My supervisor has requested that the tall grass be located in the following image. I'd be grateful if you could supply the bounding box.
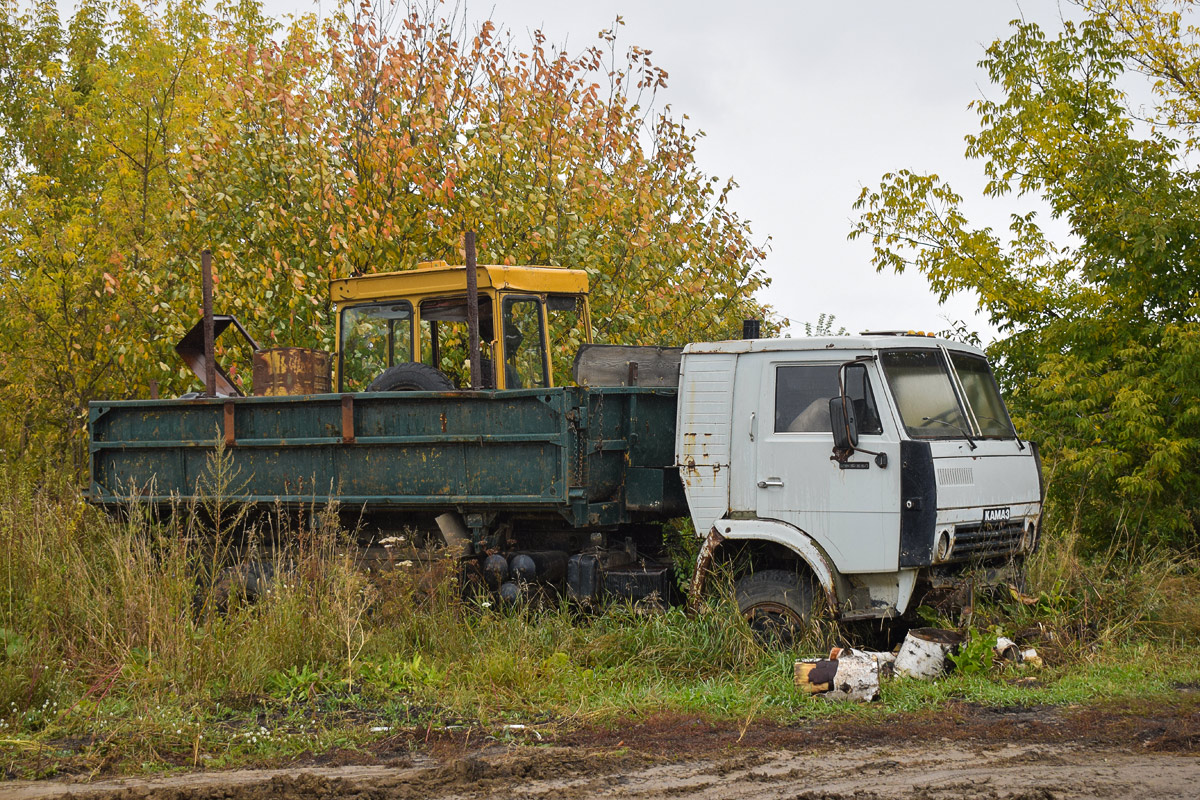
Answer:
[0,454,374,727]
[964,490,1200,662]
[1,452,1198,757]
[0,455,783,739]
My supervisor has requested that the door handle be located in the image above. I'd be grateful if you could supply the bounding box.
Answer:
[757,478,784,488]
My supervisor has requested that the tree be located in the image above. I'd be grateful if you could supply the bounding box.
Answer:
[0,0,216,463]
[850,2,1200,548]
[0,0,775,466]
[802,314,847,337]
[178,2,774,357]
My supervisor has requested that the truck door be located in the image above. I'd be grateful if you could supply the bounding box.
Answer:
[755,359,900,573]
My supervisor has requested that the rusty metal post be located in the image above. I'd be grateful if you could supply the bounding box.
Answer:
[202,249,215,398]
[464,231,482,389]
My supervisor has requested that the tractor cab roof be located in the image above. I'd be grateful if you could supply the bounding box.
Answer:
[331,261,589,305]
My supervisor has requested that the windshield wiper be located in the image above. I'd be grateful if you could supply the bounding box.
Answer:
[974,415,1025,449]
[921,417,978,450]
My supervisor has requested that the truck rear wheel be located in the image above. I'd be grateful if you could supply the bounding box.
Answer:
[735,569,818,647]
[367,363,454,392]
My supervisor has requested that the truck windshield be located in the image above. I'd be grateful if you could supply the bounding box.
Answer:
[947,352,1016,438]
[880,349,970,439]
[880,348,1016,440]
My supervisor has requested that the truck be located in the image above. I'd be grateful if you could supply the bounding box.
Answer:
[89,259,1043,640]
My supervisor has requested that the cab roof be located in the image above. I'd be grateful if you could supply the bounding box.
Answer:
[330,261,589,304]
[682,335,987,358]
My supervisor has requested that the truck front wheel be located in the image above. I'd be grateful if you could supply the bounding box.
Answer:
[735,569,819,647]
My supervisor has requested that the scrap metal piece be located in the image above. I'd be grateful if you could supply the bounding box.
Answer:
[252,348,331,396]
[202,249,215,397]
[175,315,260,398]
[687,527,726,612]
[465,230,482,389]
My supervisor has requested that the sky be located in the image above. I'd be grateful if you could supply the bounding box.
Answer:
[259,0,1083,341]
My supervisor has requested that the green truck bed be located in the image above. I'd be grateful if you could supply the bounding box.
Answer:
[88,386,685,529]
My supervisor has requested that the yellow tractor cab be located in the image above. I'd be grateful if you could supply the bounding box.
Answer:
[331,261,593,392]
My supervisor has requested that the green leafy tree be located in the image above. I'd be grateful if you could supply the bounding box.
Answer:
[851,4,1200,548]
[0,0,216,463]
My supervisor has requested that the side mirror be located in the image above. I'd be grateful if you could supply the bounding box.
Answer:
[829,396,859,450]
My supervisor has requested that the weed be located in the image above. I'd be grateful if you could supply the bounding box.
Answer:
[266,665,329,703]
[947,629,996,675]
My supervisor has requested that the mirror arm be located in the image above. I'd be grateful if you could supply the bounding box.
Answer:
[830,355,886,468]
[830,444,888,468]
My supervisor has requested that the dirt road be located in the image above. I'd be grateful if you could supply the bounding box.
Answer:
[4,704,1198,799]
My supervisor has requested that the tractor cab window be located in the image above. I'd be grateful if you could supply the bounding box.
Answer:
[339,301,413,391]
[501,296,548,389]
[546,294,588,385]
[419,296,493,388]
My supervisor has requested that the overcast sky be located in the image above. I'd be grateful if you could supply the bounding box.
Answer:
[262,0,1082,341]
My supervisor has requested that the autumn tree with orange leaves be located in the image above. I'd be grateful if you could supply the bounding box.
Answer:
[0,0,774,465]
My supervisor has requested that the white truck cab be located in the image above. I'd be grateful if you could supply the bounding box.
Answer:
[677,334,1043,635]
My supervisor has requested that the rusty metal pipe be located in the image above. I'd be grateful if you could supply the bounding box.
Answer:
[202,249,215,398]
[464,231,482,389]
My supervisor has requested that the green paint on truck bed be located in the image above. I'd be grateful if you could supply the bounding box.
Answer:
[88,386,685,528]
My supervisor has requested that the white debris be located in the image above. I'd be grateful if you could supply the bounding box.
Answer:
[795,651,881,702]
[995,636,1022,662]
[502,724,543,740]
[894,628,963,680]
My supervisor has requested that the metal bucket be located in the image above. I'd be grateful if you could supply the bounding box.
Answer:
[252,347,332,396]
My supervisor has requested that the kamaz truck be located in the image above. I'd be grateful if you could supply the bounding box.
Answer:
[88,260,1042,638]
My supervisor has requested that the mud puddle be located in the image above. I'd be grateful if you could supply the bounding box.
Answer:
[4,705,1198,799]
[5,743,1198,800]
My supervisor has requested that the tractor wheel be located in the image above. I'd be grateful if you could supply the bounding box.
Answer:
[735,569,820,647]
[366,363,454,392]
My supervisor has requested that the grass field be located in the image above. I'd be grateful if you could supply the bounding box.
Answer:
[1,461,1198,779]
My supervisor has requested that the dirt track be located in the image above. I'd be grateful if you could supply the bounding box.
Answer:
[4,704,1198,799]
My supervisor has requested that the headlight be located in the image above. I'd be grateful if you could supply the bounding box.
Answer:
[935,530,952,562]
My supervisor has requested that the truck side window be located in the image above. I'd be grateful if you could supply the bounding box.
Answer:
[844,363,884,435]
[774,363,883,434]
[775,364,839,432]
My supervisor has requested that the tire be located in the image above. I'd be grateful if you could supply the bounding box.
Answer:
[366,363,454,392]
[735,569,819,647]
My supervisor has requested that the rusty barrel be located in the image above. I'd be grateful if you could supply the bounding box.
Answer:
[252,347,332,396]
